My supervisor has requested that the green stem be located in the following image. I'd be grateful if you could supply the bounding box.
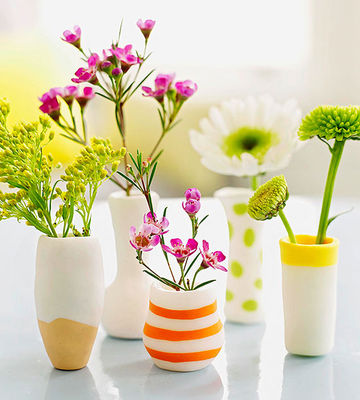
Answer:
[191,267,203,290]
[43,209,58,238]
[80,109,88,145]
[251,175,260,191]
[316,140,345,244]
[279,209,296,244]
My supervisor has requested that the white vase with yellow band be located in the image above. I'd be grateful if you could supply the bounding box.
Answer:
[35,236,104,370]
[143,283,224,372]
[280,234,339,356]
[214,187,264,323]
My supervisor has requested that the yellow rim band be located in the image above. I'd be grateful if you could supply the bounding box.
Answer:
[279,235,339,267]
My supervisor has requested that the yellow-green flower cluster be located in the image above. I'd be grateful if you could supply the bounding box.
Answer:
[298,105,360,142]
[0,99,125,237]
[248,175,289,221]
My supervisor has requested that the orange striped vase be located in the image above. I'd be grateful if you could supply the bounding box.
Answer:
[143,283,224,372]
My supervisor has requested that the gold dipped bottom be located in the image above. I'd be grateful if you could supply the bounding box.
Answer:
[38,318,98,370]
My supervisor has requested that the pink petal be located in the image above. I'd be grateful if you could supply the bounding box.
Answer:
[186,238,198,251]
[202,240,209,252]
[170,238,183,247]
[216,264,228,272]
[150,235,160,247]
[213,251,226,262]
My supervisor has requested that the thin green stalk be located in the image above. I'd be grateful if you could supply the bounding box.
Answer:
[191,267,203,290]
[251,175,260,191]
[279,209,296,244]
[80,109,88,145]
[316,140,345,244]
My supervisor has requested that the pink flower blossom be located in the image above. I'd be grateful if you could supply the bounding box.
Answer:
[62,26,81,48]
[143,212,169,235]
[88,53,100,67]
[72,55,99,84]
[137,19,156,39]
[162,238,198,262]
[62,85,78,105]
[75,87,95,108]
[142,73,174,102]
[175,80,198,100]
[129,224,160,252]
[200,240,227,271]
[39,88,62,120]
[185,188,201,201]
[182,199,201,216]
[111,67,122,76]
[72,66,98,84]
[109,44,141,73]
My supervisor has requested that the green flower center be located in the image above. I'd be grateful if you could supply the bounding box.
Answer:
[222,127,278,163]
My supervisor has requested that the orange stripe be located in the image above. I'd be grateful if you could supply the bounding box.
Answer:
[149,301,217,320]
[144,320,223,341]
[145,346,222,362]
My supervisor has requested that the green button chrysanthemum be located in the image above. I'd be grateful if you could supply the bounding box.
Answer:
[298,105,360,142]
[248,175,289,221]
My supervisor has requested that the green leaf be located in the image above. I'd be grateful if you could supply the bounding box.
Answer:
[327,207,354,228]
[162,206,168,218]
[95,92,115,102]
[194,279,216,290]
[157,109,164,129]
[184,253,200,278]
[148,162,157,186]
[116,171,141,190]
[128,69,155,98]
[198,215,209,226]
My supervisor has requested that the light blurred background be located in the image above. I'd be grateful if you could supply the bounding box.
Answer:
[1,0,360,197]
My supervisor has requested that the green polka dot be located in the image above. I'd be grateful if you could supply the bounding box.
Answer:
[254,278,263,289]
[230,260,243,277]
[233,203,248,215]
[244,228,255,247]
[226,289,234,302]
[242,299,258,312]
[228,220,234,240]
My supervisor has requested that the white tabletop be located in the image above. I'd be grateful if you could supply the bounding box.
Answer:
[0,196,359,400]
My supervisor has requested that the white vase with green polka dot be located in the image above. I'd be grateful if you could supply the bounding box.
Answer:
[214,187,264,324]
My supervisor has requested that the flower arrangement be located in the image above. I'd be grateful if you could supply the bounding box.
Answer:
[0,99,125,237]
[248,105,360,243]
[190,95,302,189]
[125,152,227,290]
[39,20,197,194]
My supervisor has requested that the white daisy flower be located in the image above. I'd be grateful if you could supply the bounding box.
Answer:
[189,95,302,177]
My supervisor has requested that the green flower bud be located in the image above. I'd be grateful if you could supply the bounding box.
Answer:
[248,175,289,221]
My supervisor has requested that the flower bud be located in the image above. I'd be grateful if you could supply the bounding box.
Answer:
[248,175,289,221]
[182,199,201,216]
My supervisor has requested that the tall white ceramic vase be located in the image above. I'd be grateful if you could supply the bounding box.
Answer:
[102,191,160,338]
[35,236,104,370]
[214,187,264,323]
[280,235,339,356]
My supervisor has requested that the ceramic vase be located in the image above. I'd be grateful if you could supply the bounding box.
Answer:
[143,282,224,372]
[102,191,160,338]
[214,187,264,323]
[280,234,339,356]
[35,236,104,370]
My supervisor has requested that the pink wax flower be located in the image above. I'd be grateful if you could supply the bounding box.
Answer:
[182,199,201,216]
[143,212,169,235]
[62,85,78,105]
[39,88,62,120]
[142,73,174,102]
[137,19,156,39]
[129,224,160,252]
[75,87,95,108]
[61,25,81,49]
[175,80,198,100]
[72,66,98,84]
[109,45,141,73]
[185,187,201,201]
[88,53,100,67]
[111,67,122,76]
[162,238,198,262]
[200,240,227,271]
